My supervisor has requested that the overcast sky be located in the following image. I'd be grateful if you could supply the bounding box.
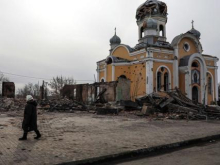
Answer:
[0,0,219,90]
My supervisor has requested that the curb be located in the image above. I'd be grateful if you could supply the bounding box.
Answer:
[59,134,220,165]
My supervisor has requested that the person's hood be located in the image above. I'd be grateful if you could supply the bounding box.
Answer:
[27,100,38,107]
[26,95,34,102]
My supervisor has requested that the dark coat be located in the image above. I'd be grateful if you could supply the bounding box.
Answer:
[22,100,38,132]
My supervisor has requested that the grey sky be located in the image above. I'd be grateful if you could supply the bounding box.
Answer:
[0,0,219,90]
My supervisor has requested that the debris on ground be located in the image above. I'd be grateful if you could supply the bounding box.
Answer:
[39,98,87,112]
[136,87,220,120]
[1,86,220,120]
[0,98,26,111]
[117,100,141,111]
[95,88,107,104]
[96,108,119,115]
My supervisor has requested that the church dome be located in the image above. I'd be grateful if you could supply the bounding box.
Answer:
[110,33,121,45]
[187,28,201,39]
[187,21,201,39]
[136,0,167,21]
[143,18,157,29]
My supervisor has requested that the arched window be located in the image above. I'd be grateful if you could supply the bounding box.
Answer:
[157,72,162,91]
[101,78,105,83]
[140,27,144,39]
[119,75,127,79]
[192,70,200,84]
[208,77,212,94]
[106,57,113,65]
[192,62,199,68]
[159,25,164,37]
[192,86,199,103]
[164,73,169,92]
[194,73,198,84]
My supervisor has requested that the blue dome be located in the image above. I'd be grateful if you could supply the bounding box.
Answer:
[188,28,201,39]
[110,34,121,45]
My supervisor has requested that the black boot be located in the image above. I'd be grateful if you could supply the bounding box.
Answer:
[34,130,41,140]
[19,132,27,141]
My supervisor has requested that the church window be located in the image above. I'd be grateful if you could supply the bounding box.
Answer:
[119,75,127,79]
[183,42,190,52]
[101,78,105,83]
[208,77,212,94]
[192,70,200,84]
[192,61,199,67]
[159,25,164,37]
[140,27,144,38]
[106,57,113,65]
[164,73,169,92]
[157,72,162,91]
[194,73,198,83]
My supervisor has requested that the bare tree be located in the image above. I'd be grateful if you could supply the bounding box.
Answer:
[17,83,40,98]
[49,76,75,96]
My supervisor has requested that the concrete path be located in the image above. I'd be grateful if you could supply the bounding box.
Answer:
[0,112,220,165]
[116,141,220,165]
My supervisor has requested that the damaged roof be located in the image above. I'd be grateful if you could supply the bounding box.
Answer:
[106,56,131,64]
[134,41,173,51]
[136,0,167,21]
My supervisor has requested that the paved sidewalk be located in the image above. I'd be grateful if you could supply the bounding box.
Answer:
[0,111,220,165]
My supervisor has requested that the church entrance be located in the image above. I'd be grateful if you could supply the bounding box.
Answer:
[192,86,199,103]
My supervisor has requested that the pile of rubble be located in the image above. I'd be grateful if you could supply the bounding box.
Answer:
[136,87,220,120]
[39,98,87,112]
[0,97,88,113]
[0,98,26,112]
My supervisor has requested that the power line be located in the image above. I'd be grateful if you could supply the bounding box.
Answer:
[0,71,94,82]
[1,71,51,80]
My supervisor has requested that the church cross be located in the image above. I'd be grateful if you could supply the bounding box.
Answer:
[191,20,194,29]
[115,27,116,35]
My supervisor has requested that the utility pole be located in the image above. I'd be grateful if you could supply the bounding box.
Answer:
[45,81,48,100]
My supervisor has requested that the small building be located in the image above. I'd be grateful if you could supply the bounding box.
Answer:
[96,0,219,105]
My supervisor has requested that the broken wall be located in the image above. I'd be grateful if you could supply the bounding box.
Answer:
[61,79,131,104]
[2,82,15,98]
[98,82,117,102]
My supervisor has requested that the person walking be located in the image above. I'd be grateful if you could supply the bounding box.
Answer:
[19,95,41,140]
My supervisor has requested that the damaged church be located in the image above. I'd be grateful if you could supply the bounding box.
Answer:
[96,0,219,105]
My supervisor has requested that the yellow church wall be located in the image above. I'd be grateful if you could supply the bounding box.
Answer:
[112,46,133,60]
[107,65,112,82]
[130,63,146,100]
[115,66,131,80]
[153,52,173,60]
[135,53,146,60]
[99,71,104,81]
[112,47,146,61]
[153,62,173,90]
[178,38,198,61]
[99,64,105,70]
[205,60,215,66]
